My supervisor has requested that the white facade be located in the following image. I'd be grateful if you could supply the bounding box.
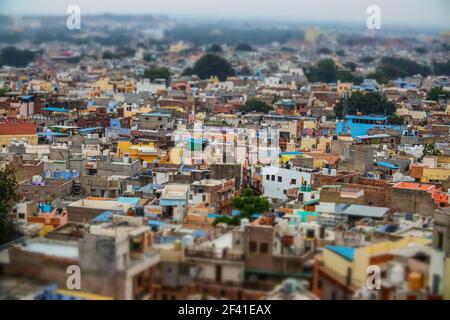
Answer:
[261,166,312,200]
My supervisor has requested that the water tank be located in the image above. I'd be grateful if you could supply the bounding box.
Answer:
[182,235,194,247]
[241,218,250,227]
[143,161,148,168]
[331,169,337,176]
[173,240,182,251]
[388,263,404,287]
[282,278,297,294]
[408,272,422,291]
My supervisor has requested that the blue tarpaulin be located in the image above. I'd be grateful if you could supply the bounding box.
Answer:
[375,162,399,169]
[325,245,355,262]
[93,211,112,222]
[42,107,70,113]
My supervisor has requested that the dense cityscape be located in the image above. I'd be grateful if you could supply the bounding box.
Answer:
[0,0,450,305]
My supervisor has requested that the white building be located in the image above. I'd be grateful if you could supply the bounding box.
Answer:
[261,166,312,200]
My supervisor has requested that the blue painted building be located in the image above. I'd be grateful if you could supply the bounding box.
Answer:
[336,115,402,138]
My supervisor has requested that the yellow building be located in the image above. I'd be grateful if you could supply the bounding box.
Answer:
[90,77,114,98]
[117,141,161,163]
[123,106,153,118]
[421,167,450,183]
[314,237,431,298]
[300,137,317,150]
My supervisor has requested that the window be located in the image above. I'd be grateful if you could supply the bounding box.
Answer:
[291,178,296,185]
[278,176,282,183]
[260,242,269,254]
[437,232,444,251]
[266,174,270,180]
[283,190,287,195]
[202,195,207,202]
[271,175,275,181]
[189,194,193,200]
[249,241,257,253]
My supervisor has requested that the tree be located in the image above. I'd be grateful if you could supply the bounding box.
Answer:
[235,43,254,52]
[143,65,171,84]
[344,61,357,72]
[334,91,395,119]
[432,60,450,76]
[336,70,355,83]
[183,54,235,81]
[212,215,240,227]
[335,49,346,57]
[0,164,19,244]
[423,144,441,156]
[0,86,11,97]
[102,51,116,60]
[428,87,449,102]
[306,59,337,83]
[0,46,35,68]
[388,114,406,125]
[317,47,332,55]
[231,188,270,219]
[367,70,389,85]
[414,47,428,54]
[360,56,375,64]
[206,44,223,53]
[374,57,431,79]
[240,99,271,114]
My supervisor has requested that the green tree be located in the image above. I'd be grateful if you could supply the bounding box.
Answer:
[334,91,395,119]
[240,99,271,114]
[360,56,375,64]
[335,49,346,57]
[0,86,11,97]
[143,65,171,85]
[0,47,35,68]
[414,47,428,54]
[375,57,430,79]
[344,62,357,72]
[432,60,450,76]
[317,47,332,55]
[306,59,337,83]
[336,70,355,82]
[206,44,223,53]
[367,70,390,85]
[102,51,116,60]
[183,54,235,81]
[231,188,270,219]
[428,87,450,102]
[212,215,241,226]
[0,164,20,244]
[423,144,441,156]
[235,43,254,52]
[388,114,406,125]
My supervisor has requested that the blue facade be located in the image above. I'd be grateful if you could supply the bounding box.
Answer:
[336,115,402,138]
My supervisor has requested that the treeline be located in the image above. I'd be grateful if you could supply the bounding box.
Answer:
[306,57,450,85]
[0,47,36,68]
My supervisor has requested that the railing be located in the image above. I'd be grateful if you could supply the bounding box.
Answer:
[185,247,244,261]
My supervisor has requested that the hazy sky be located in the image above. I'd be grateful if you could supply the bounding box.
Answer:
[2,0,449,29]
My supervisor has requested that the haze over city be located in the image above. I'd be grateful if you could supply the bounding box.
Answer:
[1,0,450,29]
